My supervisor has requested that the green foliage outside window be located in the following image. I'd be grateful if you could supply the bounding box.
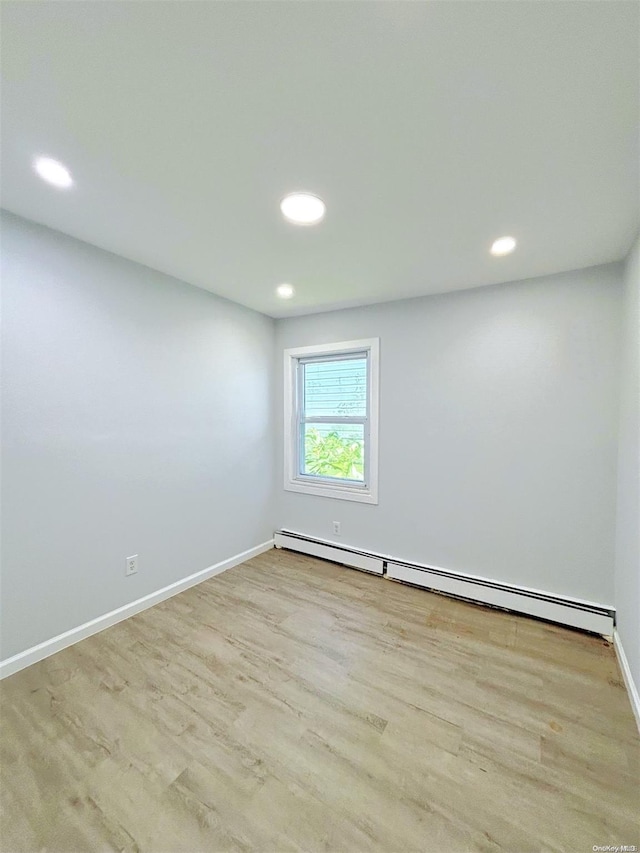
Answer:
[304,428,364,481]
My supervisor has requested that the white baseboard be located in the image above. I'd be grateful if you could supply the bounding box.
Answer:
[613,629,640,734]
[0,539,274,681]
[275,530,614,636]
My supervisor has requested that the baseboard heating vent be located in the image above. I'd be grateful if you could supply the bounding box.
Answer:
[274,531,384,575]
[274,530,614,635]
[386,562,614,635]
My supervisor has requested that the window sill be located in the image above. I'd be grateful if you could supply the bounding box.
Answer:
[284,478,378,504]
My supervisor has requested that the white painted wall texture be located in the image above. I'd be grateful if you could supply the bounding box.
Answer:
[615,234,640,694]
[275,265,623,606]
[1,210,628,664]
[1,212,275,659]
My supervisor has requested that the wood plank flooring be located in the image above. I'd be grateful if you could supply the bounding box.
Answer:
[1,547,638,852]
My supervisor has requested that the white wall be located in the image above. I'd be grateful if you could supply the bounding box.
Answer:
[615,234,640,692]
[275,265,623,605]
[1,212,275,660]
[1,210,628,665]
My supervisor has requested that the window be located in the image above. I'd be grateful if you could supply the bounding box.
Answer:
[284,339,379,503]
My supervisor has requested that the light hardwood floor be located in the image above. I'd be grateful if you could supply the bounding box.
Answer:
[1,548,638,852]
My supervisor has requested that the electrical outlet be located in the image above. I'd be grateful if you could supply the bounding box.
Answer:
[126,554,138,576]
[332,521,341,536]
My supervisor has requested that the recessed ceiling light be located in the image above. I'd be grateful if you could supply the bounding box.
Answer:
[276,283,295,299]
[490,236,516,256]
[34,157,74,189]
[280,192,325,225]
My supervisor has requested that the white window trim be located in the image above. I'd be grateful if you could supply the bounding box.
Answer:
[283,338,379,504]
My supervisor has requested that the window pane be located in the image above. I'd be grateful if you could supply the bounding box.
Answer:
[302,423,365,481]
[303,357,367,418]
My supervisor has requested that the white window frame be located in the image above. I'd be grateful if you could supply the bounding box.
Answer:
[283,338,379,504]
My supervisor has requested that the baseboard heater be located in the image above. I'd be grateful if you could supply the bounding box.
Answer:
[274,530,385,575]
[274,530,614,635]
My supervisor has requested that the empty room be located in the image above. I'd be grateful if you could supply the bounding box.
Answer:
[1,1,638,851]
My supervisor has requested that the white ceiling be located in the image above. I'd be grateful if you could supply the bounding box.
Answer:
[1,2,638,318]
